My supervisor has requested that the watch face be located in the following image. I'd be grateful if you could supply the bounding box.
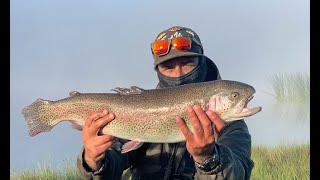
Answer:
[195,146,220,172]
[196,154,220,172]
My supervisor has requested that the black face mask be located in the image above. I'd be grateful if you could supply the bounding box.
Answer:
[156,57,208,88]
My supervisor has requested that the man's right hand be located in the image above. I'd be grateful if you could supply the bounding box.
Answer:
[82,110,116,171]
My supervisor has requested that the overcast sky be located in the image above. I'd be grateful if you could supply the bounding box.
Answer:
[11,0,309,170]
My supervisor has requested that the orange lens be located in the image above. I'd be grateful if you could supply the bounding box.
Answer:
[152,40,170,56]
[172,37,191,50]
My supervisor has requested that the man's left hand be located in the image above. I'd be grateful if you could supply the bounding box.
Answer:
[176,105,225,163]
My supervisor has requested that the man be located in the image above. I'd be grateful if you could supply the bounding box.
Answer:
[77,26,254,180]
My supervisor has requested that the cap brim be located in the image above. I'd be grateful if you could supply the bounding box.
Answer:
[153,49,204,67]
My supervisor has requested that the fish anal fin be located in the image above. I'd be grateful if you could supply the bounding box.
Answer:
[111,86,145,95]
[121,140,144,153]
[69,91,81,97]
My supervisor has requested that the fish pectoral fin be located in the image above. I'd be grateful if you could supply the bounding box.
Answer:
[121,140,144,153]
[111,86,144,95]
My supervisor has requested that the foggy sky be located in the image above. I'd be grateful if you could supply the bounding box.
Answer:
[11,0,309,170]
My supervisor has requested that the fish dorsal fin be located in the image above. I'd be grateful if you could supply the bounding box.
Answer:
[111,86,145,95]
[130,86,145,93]
[34,98,52,104]
[69,91,81,97]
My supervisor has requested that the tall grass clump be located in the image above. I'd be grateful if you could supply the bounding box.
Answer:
[269,72,310,122]
[10,160,80,180]
[251,144,310,180]
[270,72,309,104]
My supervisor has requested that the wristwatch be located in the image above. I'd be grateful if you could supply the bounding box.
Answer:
[194,147,220,172]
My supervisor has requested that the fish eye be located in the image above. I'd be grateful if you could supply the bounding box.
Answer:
[231,92,239,98]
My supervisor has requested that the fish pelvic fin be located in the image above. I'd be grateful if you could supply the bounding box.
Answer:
[70,120,83,131]
[111,86,145,95]
[121,140,144,153]
[22,98,60,137]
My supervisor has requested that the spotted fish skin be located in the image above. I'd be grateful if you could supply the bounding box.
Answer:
[22,80,262,143]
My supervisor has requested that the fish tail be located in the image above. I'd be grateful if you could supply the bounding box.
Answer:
[22,99,60,137]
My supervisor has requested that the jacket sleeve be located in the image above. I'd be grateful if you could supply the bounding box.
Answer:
[194,120,254,180]
[76,139,136,180]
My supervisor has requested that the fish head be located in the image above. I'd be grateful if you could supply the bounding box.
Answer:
[206,80,262,121]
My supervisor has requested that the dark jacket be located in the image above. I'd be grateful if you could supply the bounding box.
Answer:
[76,57,254,180]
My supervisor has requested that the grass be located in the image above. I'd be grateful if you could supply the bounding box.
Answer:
[251,144,309,180]
[10,161,80,180]
[268,72,310,123]
[11,144,309,180]
[269,72,309,104]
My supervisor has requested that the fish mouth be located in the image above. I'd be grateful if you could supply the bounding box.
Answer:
[235,94,262,118]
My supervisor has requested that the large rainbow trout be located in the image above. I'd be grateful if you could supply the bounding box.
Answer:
[22,80,261,152]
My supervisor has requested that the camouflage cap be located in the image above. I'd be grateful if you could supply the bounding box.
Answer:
[151,26,204,67]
